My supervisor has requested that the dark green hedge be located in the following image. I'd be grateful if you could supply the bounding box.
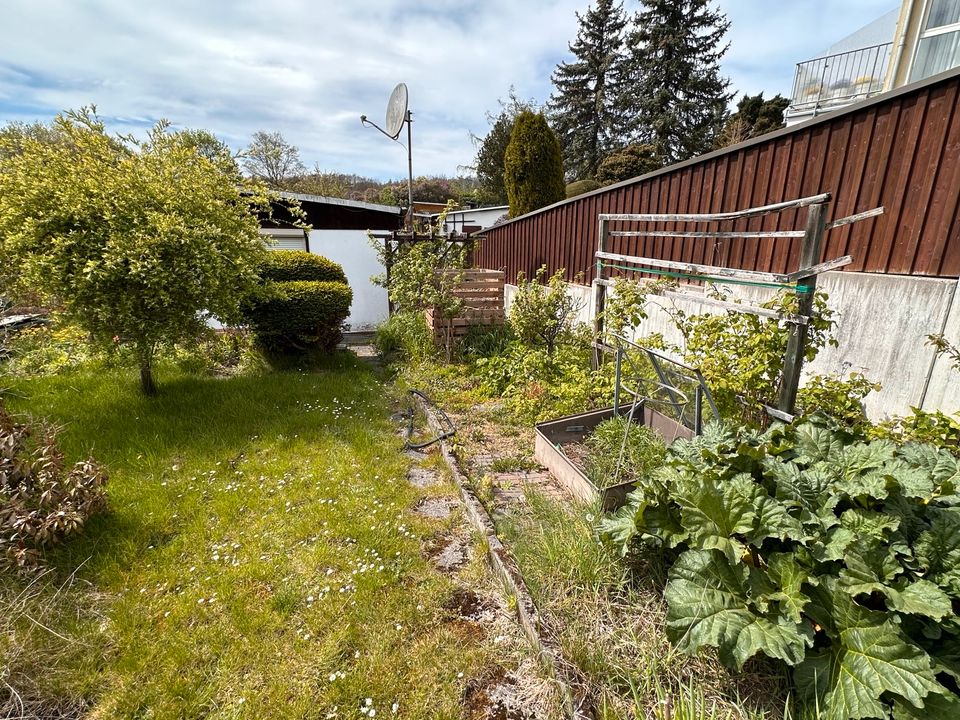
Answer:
[242,250,352,353]
[245,281,352,352]
[258,249,348,284]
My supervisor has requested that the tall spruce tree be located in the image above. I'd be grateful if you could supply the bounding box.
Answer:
[549,0,628,181]
[621,0,733,163]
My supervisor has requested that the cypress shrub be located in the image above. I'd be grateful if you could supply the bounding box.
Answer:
[504,111,566,218]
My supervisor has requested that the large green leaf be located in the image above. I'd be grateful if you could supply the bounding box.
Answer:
[794,422,845,466]
[665,549,811,669]
[838,543,903,598]
[798,581,944,720]
[891,692,960,720]
[899,443,959,489]
[914,507,960,592]
[833,441,896,500]
[765,552,814,624]
[674,473,759,564]
[887,579,953,621]
[750,494,806,545]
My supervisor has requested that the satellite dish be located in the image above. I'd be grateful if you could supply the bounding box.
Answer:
[385,83,408,139]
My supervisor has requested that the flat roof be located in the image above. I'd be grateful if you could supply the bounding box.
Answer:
[277,191,403,216]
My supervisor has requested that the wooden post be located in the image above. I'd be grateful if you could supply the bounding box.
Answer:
[778,202,828,414]
[592,216,609,368]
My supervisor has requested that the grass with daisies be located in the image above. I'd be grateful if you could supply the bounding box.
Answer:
[0,354,528,719]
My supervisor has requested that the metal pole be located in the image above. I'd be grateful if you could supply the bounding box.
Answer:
[613,346,623,414]
[384,237,394,316]
[778,202,828,414]
[406,110,414,230]
[592,216,609,368]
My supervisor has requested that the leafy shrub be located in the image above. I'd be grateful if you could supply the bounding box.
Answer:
[582,416,666,488]
[242,250,352,353]
[1,320,93,376]
[872,408,960,456]
[509,266,583,355]
[257,249,347,284]
[599,419,960,719]
[0,404,107,570]
[608,282,841,426]
[476,335,611,423]
[245,280,352,352]
[565,179,601,198]
[796,372,880,429]
[373,311,434,363]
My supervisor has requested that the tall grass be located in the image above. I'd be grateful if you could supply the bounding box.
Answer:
[500,492,791,720]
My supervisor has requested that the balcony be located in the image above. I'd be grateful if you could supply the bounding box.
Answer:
[786,42,893,122]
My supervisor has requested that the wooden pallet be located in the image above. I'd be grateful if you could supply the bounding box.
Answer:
[426,269,505,340]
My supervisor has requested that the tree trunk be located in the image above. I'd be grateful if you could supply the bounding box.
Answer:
[137,338,157,396]
[140,363,157,396]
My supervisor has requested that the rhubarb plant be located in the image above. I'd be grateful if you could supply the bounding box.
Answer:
[599,419,960,719]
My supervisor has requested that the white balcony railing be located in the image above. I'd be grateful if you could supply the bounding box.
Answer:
[787,42,893,119]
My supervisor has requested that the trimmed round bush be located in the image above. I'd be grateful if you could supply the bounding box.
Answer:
[242,250,352,353]
[246,281,352,352]
[258,249,348,284]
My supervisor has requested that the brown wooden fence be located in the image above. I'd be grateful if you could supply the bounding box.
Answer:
[473,67,960,284]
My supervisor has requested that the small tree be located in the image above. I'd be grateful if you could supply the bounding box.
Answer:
[0,108,274,394]
[716,93,789,148]
[370,204,469,360]
[509,267,583,355]
[243,130,305,189]
[503,111,566,218]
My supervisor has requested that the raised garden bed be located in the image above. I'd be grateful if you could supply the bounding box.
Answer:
[534,402,693,511]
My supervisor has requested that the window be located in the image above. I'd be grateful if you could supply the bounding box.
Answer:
[910,0,960,81]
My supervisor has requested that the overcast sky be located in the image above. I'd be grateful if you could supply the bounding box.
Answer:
[0,1,898,181]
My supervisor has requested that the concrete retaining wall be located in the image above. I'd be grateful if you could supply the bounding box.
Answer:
[504,271,960,420]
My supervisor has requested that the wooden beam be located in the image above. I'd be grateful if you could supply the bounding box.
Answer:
[825,206,884,231]
[778,202,828,414]
[608,229,805,239]
[783,255,853,281]
[596,250,791,284]
[598,193,832,224]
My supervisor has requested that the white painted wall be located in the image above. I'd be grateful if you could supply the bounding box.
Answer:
[504,271,960,420]
[441,206,508,234]
[308,229,388,331]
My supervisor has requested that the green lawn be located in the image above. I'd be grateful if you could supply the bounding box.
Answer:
[1,355,513,718]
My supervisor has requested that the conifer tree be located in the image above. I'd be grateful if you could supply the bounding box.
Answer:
[472,90,534,206]
[549,0,628,181]
[621,0,733,163]
[503,111,566,218]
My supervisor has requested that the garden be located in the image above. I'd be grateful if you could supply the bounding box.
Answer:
[373,227,960,720]
[0,112,553,719]
[4,109,960,720]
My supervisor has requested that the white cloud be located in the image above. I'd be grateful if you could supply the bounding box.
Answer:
[0,1,900,179]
